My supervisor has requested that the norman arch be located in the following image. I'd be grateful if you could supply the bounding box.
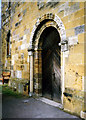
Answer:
[28,13,66,103]
[29,13,66,49]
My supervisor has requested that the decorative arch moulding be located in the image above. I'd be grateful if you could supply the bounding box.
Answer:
[29,13,67,50]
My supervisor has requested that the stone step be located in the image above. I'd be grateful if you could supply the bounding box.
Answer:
[36,97,63,109]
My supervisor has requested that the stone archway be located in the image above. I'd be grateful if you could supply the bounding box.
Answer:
[28,13,66,103]
[29,13,66,49]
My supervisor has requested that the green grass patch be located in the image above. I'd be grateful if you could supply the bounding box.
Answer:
[0,85,2,93]
[2,85,29,98]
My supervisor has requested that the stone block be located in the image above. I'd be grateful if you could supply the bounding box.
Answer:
[80,2,84,9]
[37,1,45,10]
[68,13,75,22]
[64,16,84,29]
[78,33,84,43]
[65,64,84,78]
[72,43,84,54]
[68,36,78,46]
[16,70,22,79]
[75,25,85,35]
[84,76,86,91]
[68,53,84,65]
[34,68,39,74]
[57,10,64,18]
[84,44,86,54]
[21,44,25,50]
[74,8,84,19]
[18,83,23,93]
[69,2,77,7]
[66,28,75,37]
[58,2,69,13]
[64,3,80,16]
[64,88,84,115]
[22,71,29,79]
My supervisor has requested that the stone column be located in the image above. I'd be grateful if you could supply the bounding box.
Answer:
[34,50,39,95]
[38,49,42,96]
[34,48,42,96]
[28,49,34,96]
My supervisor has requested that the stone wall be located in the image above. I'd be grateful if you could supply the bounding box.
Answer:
[2,2,11,71]
[0,29,2,79]
[63,2,85,115]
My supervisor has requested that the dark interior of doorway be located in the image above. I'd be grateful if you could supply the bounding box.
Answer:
[39,26,61,103]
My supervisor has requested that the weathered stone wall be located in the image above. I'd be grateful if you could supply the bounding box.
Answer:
[63,2,85,115]
[0,2,1,76]
[2,2,11,71]
[2,1,86,116]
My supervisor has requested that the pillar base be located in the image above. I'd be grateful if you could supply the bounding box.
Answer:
[80,111,86,119]
[29,92,33,97]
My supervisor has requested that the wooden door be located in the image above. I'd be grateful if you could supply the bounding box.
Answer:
[42,46,61,102]
[39,26,61,102]
[42,49,52,95]
[51,46,61,102]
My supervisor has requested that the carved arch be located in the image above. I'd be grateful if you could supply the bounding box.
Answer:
[29,13,66,49]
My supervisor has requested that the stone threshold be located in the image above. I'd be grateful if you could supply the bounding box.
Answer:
[36,97,63,109]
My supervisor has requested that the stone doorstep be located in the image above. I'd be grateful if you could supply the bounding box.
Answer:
[80,111,86,119]
[36,97,63,109]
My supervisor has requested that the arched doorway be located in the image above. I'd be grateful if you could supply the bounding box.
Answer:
[28,13,66,104]
[39,26,61,102]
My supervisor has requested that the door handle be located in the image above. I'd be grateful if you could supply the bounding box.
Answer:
[52,73,55,81]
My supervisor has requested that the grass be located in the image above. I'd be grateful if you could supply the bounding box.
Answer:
[1,84,29,98]
[0,85,2,93]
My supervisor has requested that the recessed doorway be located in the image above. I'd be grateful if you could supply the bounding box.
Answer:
[39,26,61,103]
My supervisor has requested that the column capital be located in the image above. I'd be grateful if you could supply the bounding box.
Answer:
[27,48,34,56]
[34,48,42,51]
[27,48,34,52]
[28,51,33,56]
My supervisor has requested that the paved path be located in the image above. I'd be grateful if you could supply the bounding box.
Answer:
[2,95,82,119]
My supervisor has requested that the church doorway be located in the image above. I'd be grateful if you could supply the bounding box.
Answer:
[39,26,61,102]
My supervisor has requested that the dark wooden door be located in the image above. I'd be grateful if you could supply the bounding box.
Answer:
[51,47,61,102]
[42,46,61,102]
[42,49,52,95]
[39,26,61,102]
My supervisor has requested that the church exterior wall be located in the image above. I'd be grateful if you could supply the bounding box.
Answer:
[1,1,86,117]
